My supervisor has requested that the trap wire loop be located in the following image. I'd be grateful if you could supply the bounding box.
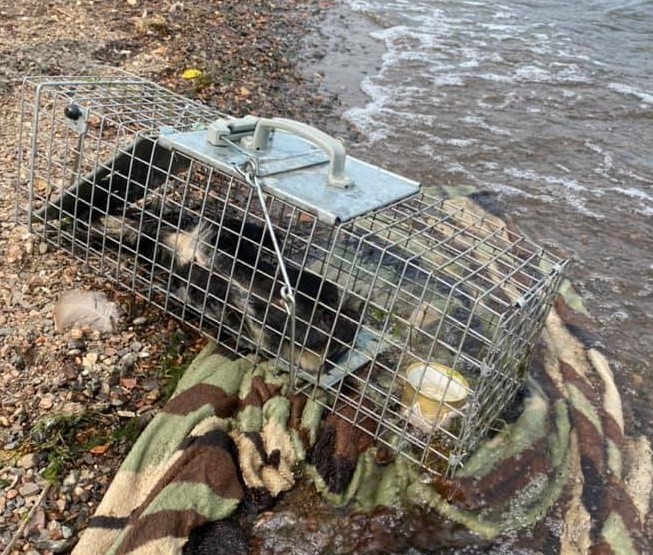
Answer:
[242,163,298,391]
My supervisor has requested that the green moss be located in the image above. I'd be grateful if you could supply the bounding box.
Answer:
[111,416,144,446]
[28,409,147,484]
[157,329,194,402]
[29,410,111,483]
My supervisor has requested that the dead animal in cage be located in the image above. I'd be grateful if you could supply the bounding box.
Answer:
[17,75,567,476]
[91,197,362,373]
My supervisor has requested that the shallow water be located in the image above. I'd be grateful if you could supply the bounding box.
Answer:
[309,0,652,437]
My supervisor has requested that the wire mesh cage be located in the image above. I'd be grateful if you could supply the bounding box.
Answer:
[16,75,566,476]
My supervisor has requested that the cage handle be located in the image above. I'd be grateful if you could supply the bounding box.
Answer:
[249,117,354,189]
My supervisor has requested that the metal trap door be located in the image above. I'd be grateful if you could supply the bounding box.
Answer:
[17,75,221,232]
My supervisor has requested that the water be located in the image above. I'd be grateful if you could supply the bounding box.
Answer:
[316,0,652,434]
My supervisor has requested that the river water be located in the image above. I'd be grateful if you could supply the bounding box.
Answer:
[309,0,652,436]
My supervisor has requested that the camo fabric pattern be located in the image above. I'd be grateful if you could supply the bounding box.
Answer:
[73,194,652,555]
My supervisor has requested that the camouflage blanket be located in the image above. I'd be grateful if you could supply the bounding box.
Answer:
[73,195,652,555]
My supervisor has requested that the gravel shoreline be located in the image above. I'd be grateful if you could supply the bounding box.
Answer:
[0,1,344,552]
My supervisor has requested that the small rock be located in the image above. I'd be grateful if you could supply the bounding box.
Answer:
[82,352,99,368]
[55,497,67,513]
[18,482,40,497]
[117,410,136,418]
[61,524,73,539]
[38,396,54,410]
[6,243,23,264]
[35,538,77,554]
[17,452,39,469]
[26,508,46,534]
[119,352,138,371]
[62,470,79,488]
[38,242,48,255]
[130,341,143,352]
[67,339,85,350]
[72,485,89,502]
[48,519,63,540]
[62,364,79,382]
[132,316,147,325]
[142,379,159,392]
[61,402,84,415]
[6,488,18,500]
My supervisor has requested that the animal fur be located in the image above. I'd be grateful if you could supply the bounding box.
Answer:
[94,200,360,373]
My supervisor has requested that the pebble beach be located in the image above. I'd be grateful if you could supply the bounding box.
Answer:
[0,1,339,552]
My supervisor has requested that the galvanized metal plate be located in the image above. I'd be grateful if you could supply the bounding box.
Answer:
[159,129,421,224]
[260,156,420,224]
[159,128,329,179]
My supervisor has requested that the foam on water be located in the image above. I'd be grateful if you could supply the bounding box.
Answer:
[607,82,653,104]
[462,115,512,137]
[343,0,652,220]
[502,168,605,219]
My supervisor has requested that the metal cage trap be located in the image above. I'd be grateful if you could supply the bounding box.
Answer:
[16,75,566,476]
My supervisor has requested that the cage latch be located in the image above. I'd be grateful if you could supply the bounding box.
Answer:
[206,115,260,146]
